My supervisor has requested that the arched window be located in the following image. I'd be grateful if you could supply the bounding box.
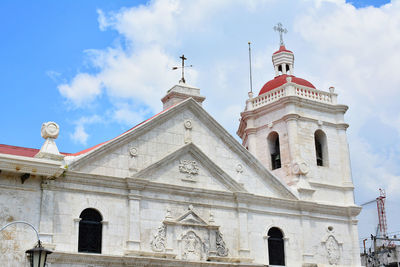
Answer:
[314,130,328,166]
[268,227,285,266]
[268,132,281,170]
[78,208,102,253]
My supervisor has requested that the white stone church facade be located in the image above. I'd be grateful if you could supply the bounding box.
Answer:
[0,42,362,266]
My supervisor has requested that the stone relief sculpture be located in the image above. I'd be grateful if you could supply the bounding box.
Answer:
[128,146,139,175]
[184,119,192,143]
[150,206,230,262]
[322,226,341,265]
[216,230,229,257]
[326,235,340,265]
[181,231,206,261]
[179,160,199,179]
[150,224,166,252]
[235,163,243,173]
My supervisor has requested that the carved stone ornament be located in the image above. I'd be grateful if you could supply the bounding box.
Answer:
[129,147,138,157]
[292,161,309,175]
[181,231,207,261]
[41,121,60,139]
[235,164,243,173]
[179,160,199,178]
[184,119,193,129]
[150,224,166,252]
[216,230,229,257]
[326,235,340,265]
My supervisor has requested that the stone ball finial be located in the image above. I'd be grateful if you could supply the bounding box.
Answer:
[41,122,60,139]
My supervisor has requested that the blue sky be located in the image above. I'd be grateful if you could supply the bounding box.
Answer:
[0,0,148,151]
[0,0,399,251]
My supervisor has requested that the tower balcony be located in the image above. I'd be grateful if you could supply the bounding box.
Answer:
[247,82,337,111]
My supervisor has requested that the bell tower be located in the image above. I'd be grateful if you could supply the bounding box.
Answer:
[237,25,355,204]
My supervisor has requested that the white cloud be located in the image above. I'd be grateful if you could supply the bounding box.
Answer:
[112,102,150,126]
[46,70,61,82]
[70,115,103,145]
[58,73,102,107]
[70,125,89,146]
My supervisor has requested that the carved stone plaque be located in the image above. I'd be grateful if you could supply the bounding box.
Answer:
[326,235,340,265]
[179,160,199,180]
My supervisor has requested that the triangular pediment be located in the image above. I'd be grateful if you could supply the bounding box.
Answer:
[131,143,246,193]
[66,98,298,200]
[176,209,208,226]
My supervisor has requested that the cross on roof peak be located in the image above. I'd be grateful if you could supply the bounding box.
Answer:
[273,23,288,46]
[172,54,192,84]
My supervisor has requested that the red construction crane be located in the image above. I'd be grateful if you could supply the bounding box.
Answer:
[360,188,387,238]
[376,189,387,238]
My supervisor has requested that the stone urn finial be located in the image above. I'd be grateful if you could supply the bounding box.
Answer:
[35,122,64,161]
[41,122,60,139]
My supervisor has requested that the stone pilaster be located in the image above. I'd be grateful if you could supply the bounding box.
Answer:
[126,192,141,251]
[300,210,315,264]
[39,181,55,247]
[235,195,251,259]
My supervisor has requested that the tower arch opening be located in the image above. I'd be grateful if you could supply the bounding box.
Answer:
[314,130,328,167]
[268,131,281,170]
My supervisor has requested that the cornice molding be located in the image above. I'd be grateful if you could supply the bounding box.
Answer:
[0,153,64,178]
[46,171,360,218]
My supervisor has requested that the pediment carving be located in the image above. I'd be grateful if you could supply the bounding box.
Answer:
[150,206,229,261]
[172,205,208,227]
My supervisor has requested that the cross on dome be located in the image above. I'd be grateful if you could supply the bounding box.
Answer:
[273,23,287,46]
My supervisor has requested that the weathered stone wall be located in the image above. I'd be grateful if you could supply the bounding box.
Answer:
[0,172,41,266]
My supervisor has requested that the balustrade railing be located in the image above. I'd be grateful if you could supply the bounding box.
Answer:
[249,83,335,110]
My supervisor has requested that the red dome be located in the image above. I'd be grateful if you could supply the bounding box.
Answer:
[259,74,315,95]
[273,45,293,55]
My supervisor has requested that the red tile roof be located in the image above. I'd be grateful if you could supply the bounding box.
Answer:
[0,144,40,157]
[273,45,293,55]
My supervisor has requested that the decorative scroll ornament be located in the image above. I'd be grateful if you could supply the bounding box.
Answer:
[184,119,193,129]
[150,224,166,252]
[292,160,309,175]
[216,230,229,257]
[129,147,138,157]
[179,160,199,178]
[184,119,193,143]
[326,235,340,265]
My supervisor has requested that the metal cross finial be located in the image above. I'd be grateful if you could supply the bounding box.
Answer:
[273,22,288,46]
[179,54,187,83]
[172,54,192,84]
